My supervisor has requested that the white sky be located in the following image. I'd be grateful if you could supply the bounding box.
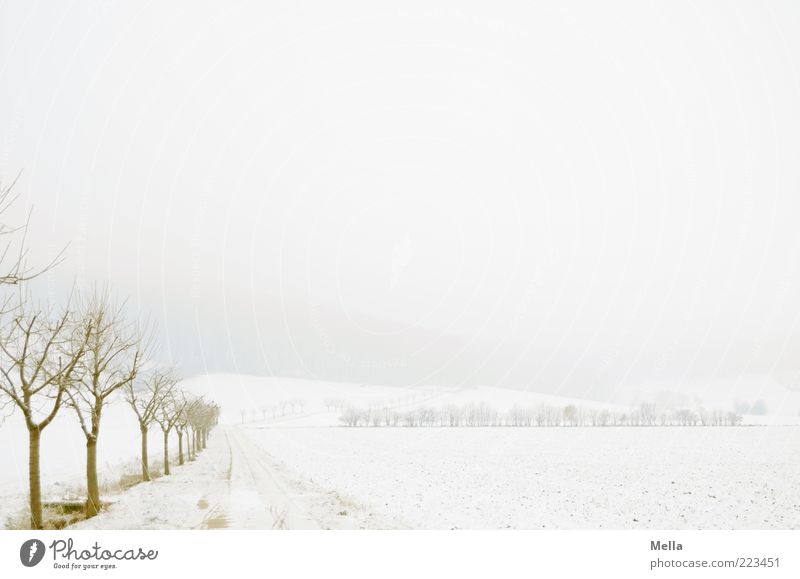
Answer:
[2,1,800,400]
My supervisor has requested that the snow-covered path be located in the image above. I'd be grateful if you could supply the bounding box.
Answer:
[198,427,321,529]
[73,426,396,530]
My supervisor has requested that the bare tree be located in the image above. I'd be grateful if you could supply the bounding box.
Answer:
[175,394,200,466]
[639,402,657,426]
[186,399,206,460]
[153,373,182,475]
[125,368,174,481]
[0,302,89,529]
[563,405,578,427]
[0,173,64,293]
[66,291,148,516]
[197,401,219,449]
[186,399,219,454]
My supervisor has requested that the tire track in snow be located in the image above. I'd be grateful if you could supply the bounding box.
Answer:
[196,429,234,529]
[202,426,322,529]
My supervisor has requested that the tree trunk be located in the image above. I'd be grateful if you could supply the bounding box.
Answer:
[163,431,170,476]
[177,431,184,466]
[140,424,150,482]
[28,427,43,530]
[202,429,207,449]
[85,437,100,517]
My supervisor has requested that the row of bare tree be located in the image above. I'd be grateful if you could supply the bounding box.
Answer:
[324,391,438,414]
[241,399,307,423]
[0,290,219,528]
[126,370,219,483]
[0,177,219,529]
[338,402,745,428]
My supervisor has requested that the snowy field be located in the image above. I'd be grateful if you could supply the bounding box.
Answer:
[242,425,800,529]
[3,374,800,529]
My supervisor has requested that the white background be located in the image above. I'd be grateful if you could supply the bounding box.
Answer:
[1,530,798,578]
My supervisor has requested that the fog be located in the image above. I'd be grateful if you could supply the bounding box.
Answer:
[2,1,800,404]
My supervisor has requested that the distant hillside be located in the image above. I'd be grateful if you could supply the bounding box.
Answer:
[181,374,625,425]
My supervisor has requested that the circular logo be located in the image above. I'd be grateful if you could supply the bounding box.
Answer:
[19,539,46,567]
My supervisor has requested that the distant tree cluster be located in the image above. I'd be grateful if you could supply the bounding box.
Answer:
[337,402,744,428]
[241,399,307,423]
[239,391,442,425]
[323,398,348,412]
[326,390,438,420]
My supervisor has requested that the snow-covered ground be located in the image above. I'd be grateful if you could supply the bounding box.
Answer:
[0,373,411,528]
[0,403,179,528]
[74,426,400,530]
[182,373,631,428]
[242,423,800,529]
[3,374,800,529]
[71,428,232,530]
[181,374,421,424]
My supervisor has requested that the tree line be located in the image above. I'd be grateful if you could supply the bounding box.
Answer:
[338,401,745,428]
[0,180,219,529]
[0,283,220,530]
[239,399,307,423]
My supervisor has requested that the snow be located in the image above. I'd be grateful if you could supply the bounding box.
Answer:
[741,414,800,426]
[3,373,800,529]
[399,384,625,413]
[0,403,178,528]
[180,373,626,428]
[618,375,800,417]
[72,430,230,530]
[241,424,800,529]
[180,373,418,424]
[74,426,400,530]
